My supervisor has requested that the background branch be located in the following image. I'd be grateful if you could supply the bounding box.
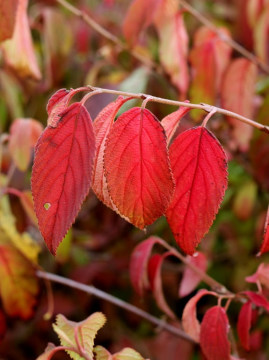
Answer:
[36,270,196,344]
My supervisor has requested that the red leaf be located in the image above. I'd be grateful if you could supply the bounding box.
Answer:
[246,263,269,289]
[161,104,190,144]
[182,289,217,342]
[166,126,228,255]
[32,103,96,254]
[221,58,257,151]
[129,236,161,296]
[122,0,161,46]
[155,11,189,97]
[8,118,43,171]
[0,0,18,42]
[258,205,269,255]
[178,252,208,298]
[148,253,176,319]
[237,301,252,351]
[92,96,132,208]
[1,0,41,80]
[104,107,174,229]
[243,291,269,311]
[200,306,231,360]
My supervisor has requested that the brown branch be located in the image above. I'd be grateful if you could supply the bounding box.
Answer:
[179,0,269,75]
[55,0,160,71]
[87,86,269,134]
[36,270,196,344]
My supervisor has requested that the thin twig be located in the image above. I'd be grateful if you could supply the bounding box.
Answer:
[36,270,196,344]
[55,0,159,71]
[87,86,269,134]
[179,0,269,74]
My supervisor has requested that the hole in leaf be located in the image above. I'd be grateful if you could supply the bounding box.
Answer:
[44,202,51,210]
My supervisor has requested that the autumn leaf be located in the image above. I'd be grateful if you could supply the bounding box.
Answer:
[254,4,269,64]
[221,58,257,151]
[0,243,39,319]
[129,236,161,296]
[166,126,228,255]
[237,301,252,351]
[104,107,174,229]
[148,253,176,319]
[0,0,18,42]
[94,345,112,360]
[92,96,133,208]
[258,205,269,255]
[53,312,106,360]
[178,252,208,298]
[112,347,146,360]
[155,11,189,97]
[200,306,231,360]
[32,102,96,254]
[243,291,269,311]
[161,103,190,144]
[182,289,217,342]
[8,118,43,171]
[122,0,161,46]
[246,262,269,289]
[1,0,41,80]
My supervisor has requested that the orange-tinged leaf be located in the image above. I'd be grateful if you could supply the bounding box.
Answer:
[246,0,265,28]
[104,107,174,229]
[237,301,252,351]
[221,58,257,151]
[259,205,269,255]
[0,0,18,42]
[1,0,41,80]
[94,345,112,360]
[182,289,217,342]
[112,347,145,360]
[8,118,43,171]
[148,253,176,319]
[190,26,231,120]
[32,103,96,254]
[130,236,161,296]
[122,0,161,46]
[161,103,190,144]
[166,126,228,255]
[0,243,39,319]
[178,252,208,298]
[92,96,133,208]
[200,306,231,360]
[53,312,106,360]
[155,11,189,97]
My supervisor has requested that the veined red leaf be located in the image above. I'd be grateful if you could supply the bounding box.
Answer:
[200,306,231,360]
[166,126,228,255]
[221,58,257,151]
[92,96,132,208]
[148,253,176,319]
[155,11,189,97]
[178,252,208,298]
[8,118,43,171]
[0,243,39,319]
[0,0,18,42]
[32,102,96,254]
[258,205,269,255]
[129,236,161,296]
[1,0,41,80]
[237,301,252,351]
[243,291,269,311]
[161,103,190,144]
[122,0,161,46]
[182,289,217,342]
[104,107,174,229]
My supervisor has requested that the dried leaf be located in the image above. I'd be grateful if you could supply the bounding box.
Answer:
[104,107,174,229]
[178,252,208,298]
[200,306,231,360]
[129,236,161,296]
[32,103,96,254]
[166,127,228,255]
[221,58,257,151]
